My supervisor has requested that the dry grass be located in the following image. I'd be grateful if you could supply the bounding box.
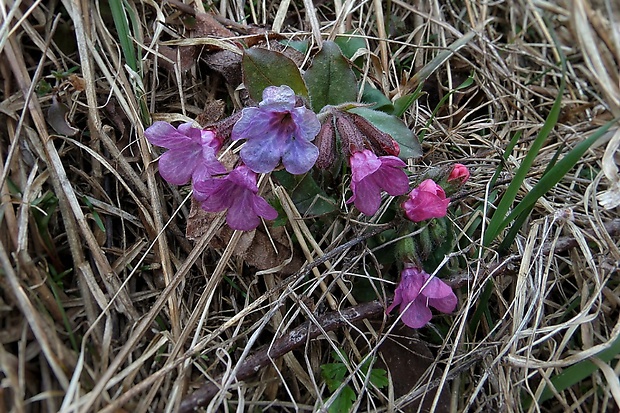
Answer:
[1,0,619,412]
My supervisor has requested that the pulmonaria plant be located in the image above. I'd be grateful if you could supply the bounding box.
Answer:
[347,149,409,216]
[144,38,473,331]
[193,165,278,231]
[387,266,457,329]
[231,85,321,174]
[144,121,226,185]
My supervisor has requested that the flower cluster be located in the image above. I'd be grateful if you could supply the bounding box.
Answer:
[145,84,470,329]
[145,85,320,230]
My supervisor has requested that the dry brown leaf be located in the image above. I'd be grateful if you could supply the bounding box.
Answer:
[47,95,78,136]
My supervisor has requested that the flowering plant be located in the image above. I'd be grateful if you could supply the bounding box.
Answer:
[144,40,470,328]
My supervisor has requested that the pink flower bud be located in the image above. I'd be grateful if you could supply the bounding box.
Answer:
[447,163,469,184]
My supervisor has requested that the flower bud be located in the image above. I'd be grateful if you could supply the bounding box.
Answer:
[448,163,469,184]
[348,112,400,156]
[394,235,420,265]
[417,226,433,260]
[204,111,243,146]
[428,217,448,247]
[315,115,336,169]
[335,113,365,157]
[402,179,450,222]
[438,163,470,196]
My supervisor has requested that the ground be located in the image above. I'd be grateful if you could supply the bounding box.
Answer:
[1,0,620,412]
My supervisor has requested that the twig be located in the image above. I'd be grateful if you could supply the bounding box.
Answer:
[179,300,386,412]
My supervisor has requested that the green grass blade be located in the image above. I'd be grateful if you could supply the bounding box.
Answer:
[109,0,138,72]
[523,334,620,408]
[419,74,474,141]
[499,119,616,233]
[497,142,563,253]
[482,73,565,247]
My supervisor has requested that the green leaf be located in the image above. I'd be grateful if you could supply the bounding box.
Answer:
[280,39,309,54]
[392,82,425,117]
[304,41,358,112]
[321,363,348,392]
[349,107,422,159]
[334,35,366,60]
[327,386,356,413]
[273,171,337,217]
[361,82,394,112]
[405,31,476,95]
[242,48,308,101]
[369,368,389,388]
[498,119,616,234]
[109,0,138,72]
[419,74,475,141]
[523,334,620,408]
[483,26,567,247]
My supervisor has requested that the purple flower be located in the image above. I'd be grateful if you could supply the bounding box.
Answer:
[193,165,278,231]
[144,121,226,185]
[402,179,450,222]
[387,267,457,329]
[346,149,409,215]
[231,85,320,174]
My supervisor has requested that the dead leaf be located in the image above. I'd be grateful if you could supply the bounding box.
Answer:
[201,49,243,87]
[68,74,86,91]
[193,12,235,38]
[376,324,451,413]
[195,100,226,126]
[152,44,199,73]
[47,95,78,136]
[187,198,302,275]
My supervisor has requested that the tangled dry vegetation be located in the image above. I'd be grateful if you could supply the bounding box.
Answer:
[1,0,620,412]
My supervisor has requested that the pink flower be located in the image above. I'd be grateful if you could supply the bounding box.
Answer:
[347,149,409,216]
[193,165,278,231]
[144,122,226,185]
[448,163,469,184]
[402,179,450,222]
[387,267,457,329]
[231,85,320,174]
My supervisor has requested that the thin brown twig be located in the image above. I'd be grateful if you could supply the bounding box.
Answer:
[179,300,386,412]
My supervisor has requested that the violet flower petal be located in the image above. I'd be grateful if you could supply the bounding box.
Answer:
[291,107,321,142]
[428,293,458,314]
[194,166,278,231]
[372,164,410,196]
[145,121,193,149]
[282,138,320,175]
[348,150,409,216]
[227,191,261,231]
[231,86,321,175]
[350,150,381,182]
[388,267,457,329]
[401,299,433,329]
[260,85,297,110]
[231,108,271,142]
[403,179,450,222]
[252,196,279,221]
[158,148,201,185]
[239,138,283,174]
